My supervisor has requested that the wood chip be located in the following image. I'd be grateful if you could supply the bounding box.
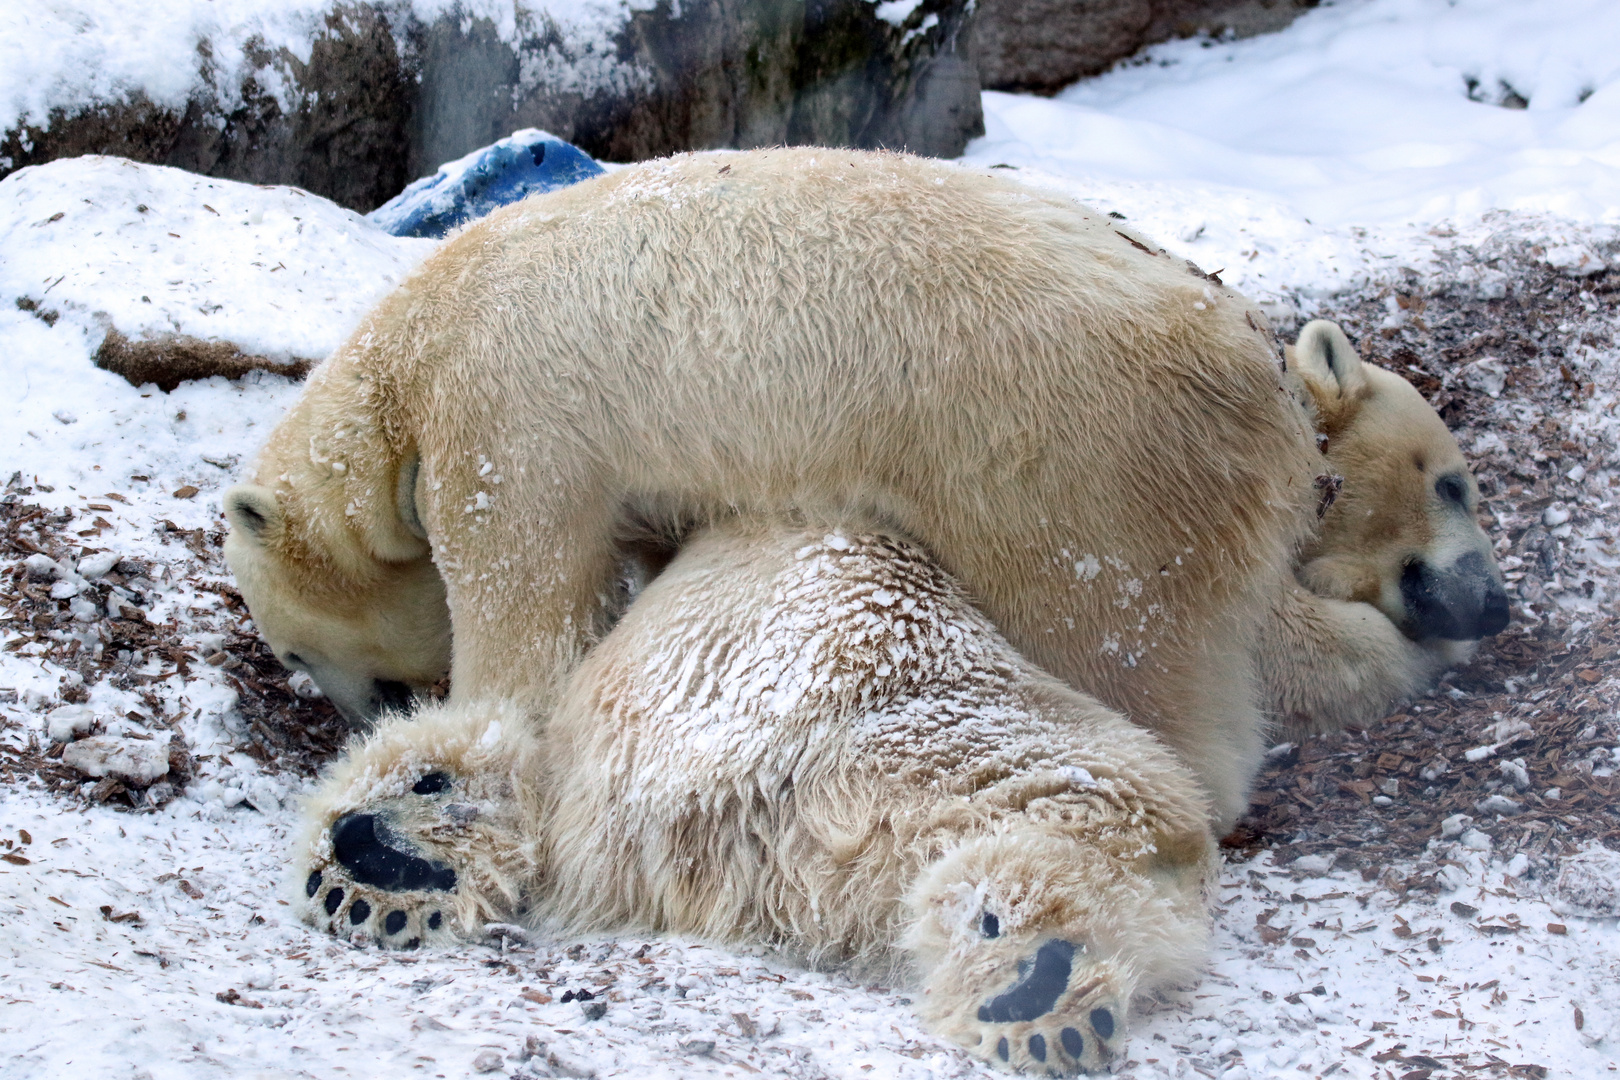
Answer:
[172,486,199,499]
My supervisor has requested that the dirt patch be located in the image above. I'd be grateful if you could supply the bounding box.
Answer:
[94,328,314,392]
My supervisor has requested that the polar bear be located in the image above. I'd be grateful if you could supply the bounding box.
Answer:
[1259,321,1508,735]
[293,518,1216,1075]
[224,149,1504,829]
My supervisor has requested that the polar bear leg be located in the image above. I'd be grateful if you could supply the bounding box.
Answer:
[1258,583,1469,738]
[290,700,544,946]
[906,830,1210,1074]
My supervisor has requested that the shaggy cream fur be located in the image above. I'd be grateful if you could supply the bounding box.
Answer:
[294,519,1216,1075]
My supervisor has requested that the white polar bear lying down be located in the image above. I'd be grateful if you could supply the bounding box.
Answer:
[293,518,1216,1074]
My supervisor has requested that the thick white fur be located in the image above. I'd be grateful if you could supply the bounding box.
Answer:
[229,148,1322,830]
[293,519,1216,1074]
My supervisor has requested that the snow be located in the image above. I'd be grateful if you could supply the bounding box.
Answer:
[0,156,433,367]
[2,0,1620,1076]
[967,0,1620,228]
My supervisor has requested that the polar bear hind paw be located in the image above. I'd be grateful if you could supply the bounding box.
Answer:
[966,937,1123,1074]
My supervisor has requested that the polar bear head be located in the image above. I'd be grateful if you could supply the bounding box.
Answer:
[1288,320,1509,642]
[223,480,451,727]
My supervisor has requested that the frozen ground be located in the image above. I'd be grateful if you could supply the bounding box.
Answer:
[3,1,1620,1077]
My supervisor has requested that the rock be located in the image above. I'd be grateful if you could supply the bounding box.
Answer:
[62,734,171,785]
[3,0,982,214]
[471,1049,505,1073]
[581,1000,608,1021]
[973,0,1317,94]
[1554,848,1620,917]
[368,129,604,239]
[46,705,96,743]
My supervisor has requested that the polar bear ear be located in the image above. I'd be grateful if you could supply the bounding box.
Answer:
[224,485,285,544]
[1288,320,1367,401]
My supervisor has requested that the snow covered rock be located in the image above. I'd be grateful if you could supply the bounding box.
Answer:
[62,733,171,784]
[1554,848,1620,917]
[0,156,435,388]
[0,0,982,211]
[1459,357,1509,398]
[368,130,603,239]
[45,705,96,743]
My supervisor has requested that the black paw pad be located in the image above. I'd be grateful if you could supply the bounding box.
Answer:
[332,813,457,893]
[1090,1007,1115,1040]
[996,1037,1009,1062]
[978,939,1075,1023]
[305,870,322,898]
[1028,1034,1046,1062]
[350,899,371,925]
[980,912,1000,939]
[385,910,408,935]
[324,888,344,915]
[1061,1027,1084,1059]
[412,772,451,795]
[427,911,442,931]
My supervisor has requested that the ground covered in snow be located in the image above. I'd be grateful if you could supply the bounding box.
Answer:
[4,2,1620,1078]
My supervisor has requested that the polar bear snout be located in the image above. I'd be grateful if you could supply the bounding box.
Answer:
[1399,551,1510,641]
[331,812,458,892]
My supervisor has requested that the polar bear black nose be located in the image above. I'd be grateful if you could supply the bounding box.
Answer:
[1400,553,1510,641]
[331,813,457,892]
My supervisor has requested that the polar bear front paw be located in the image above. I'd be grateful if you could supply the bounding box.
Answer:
[301,807,462,948]
[290,702,543,948]
[962,936,1124,1074]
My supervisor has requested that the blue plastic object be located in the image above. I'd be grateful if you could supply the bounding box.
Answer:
[368,129,605,239]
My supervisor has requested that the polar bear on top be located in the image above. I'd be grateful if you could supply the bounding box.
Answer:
[294,517,1217,1075]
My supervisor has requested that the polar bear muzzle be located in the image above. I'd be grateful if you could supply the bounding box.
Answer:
[1400,550,1511,641]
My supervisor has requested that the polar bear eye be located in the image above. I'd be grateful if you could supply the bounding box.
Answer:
[980,911,1001,939]
[1435,474,1469,508]
[412,772,451,795]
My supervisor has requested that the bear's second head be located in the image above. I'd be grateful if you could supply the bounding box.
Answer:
[223,480,451,727]
[1288,320,1510,643]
